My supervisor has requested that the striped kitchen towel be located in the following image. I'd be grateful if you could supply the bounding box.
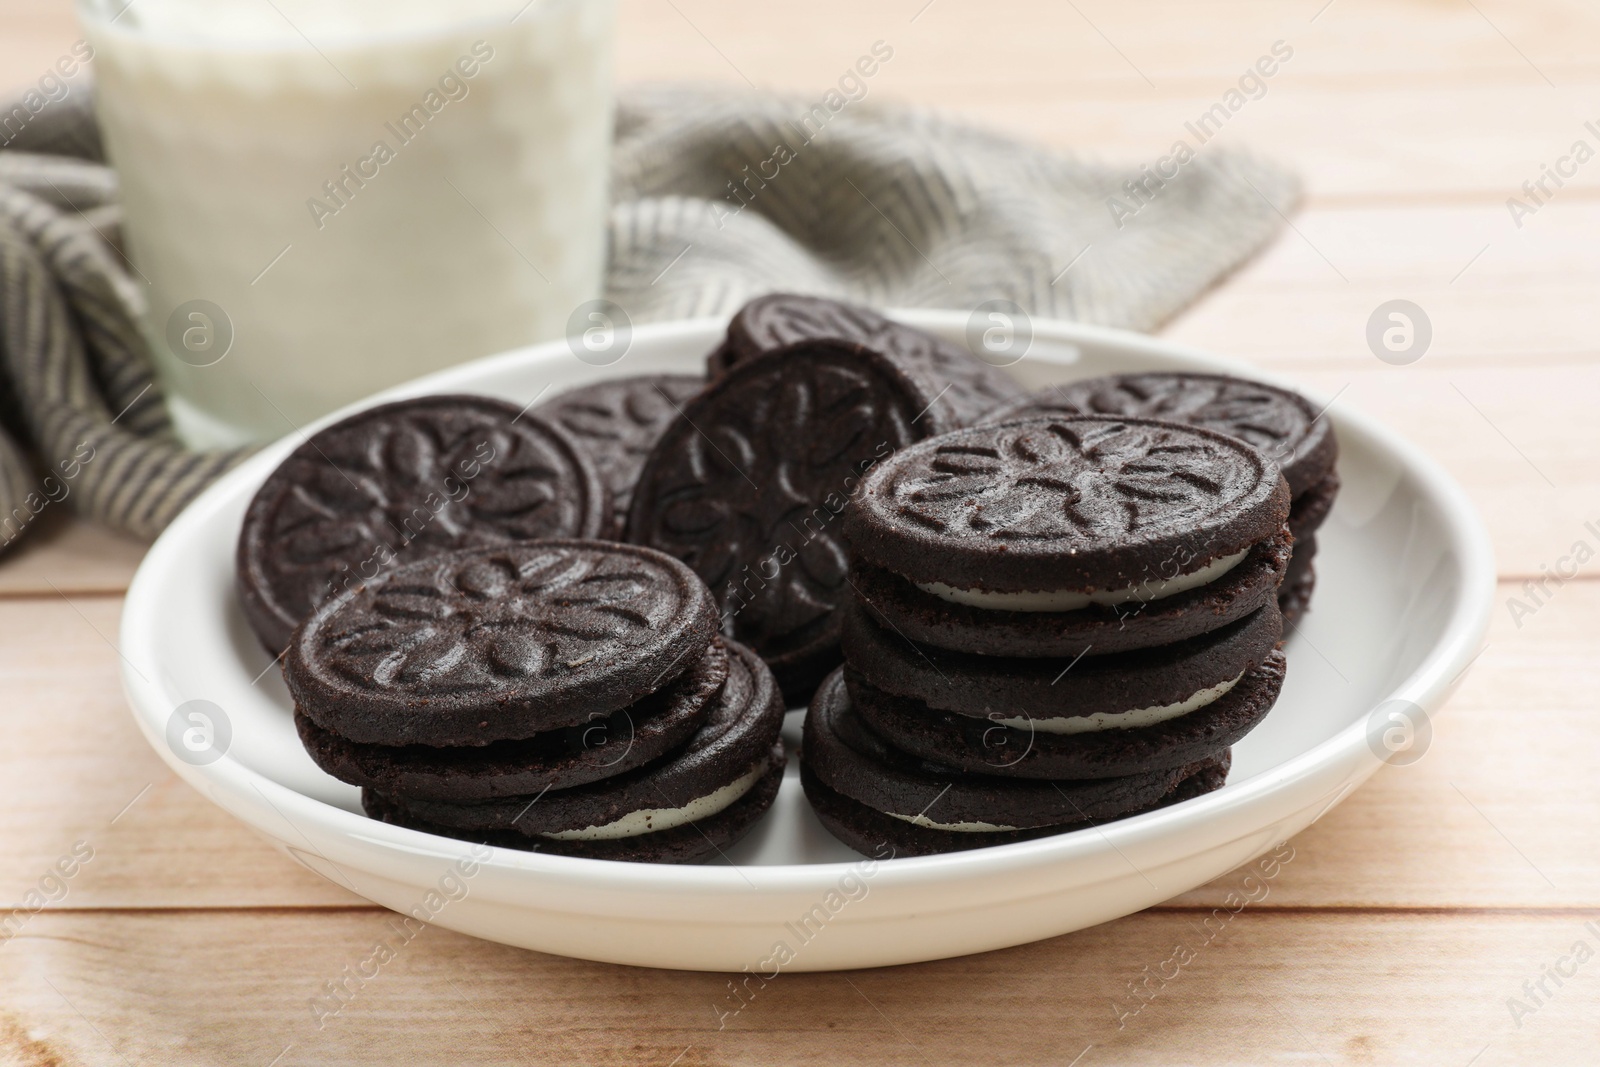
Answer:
[0,82,1298,555]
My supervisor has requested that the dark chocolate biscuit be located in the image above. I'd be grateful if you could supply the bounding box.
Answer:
[848,527,1291,659]
[848,650,1285,780]
[803,669,1228,830]
[842,599,1281,721]
[371,640,786,841]
[799,764,1060,857]
[1279,569,1316,626]
[802,670,1230,857]
[286,540,718,746]
[1284,533,1316,588]
[535,375,704,529]
[626,340,958,702]
[982,373,1336,498]
[295,640,729,801]
[1279,533,1318,625]
[801,755,1228,858]
[846,416,1290,594]
[1280,472,1332,625]
[1289,471,1339,540]
[716,293,892,366]
[237,394,608,655]
[711,293,1024,426]
[845,416,1291,658]
[365,758,785,864]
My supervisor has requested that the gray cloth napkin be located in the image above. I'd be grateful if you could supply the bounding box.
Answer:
[0,83,1297,555]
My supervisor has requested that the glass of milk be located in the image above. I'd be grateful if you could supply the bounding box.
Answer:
[79,0,616,447]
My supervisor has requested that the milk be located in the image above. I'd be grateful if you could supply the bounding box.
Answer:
[80,0,616,446]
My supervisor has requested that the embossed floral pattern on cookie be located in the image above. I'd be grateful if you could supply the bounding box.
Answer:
[237,395,608,653]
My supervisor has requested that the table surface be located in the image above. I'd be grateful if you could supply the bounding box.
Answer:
[3,1,1597,1064]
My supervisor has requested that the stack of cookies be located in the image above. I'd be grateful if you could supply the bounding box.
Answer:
[802,415,1294,857]
[980,372,1338,622]
[283,540,786,862]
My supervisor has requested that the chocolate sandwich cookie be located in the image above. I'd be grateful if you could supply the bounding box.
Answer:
[364,769,783,864]
[981,373,1336,499]
[1279,533,1318,624]
[295,639,729,801]
[802,759,1230,860]
[847,649,1284,780]
[1289,471,1339,541]
[535,375,704,529]
[802,670,1230,857]
[844,416,1292,658]
[710,292,1024,426]
[627,340,966,702]
[1279,571,1316,625]
[237,394,608,655]
[286,540,719,746]
[365,640,787,863]
[983,374,1340,619]
[841,598,1281,726]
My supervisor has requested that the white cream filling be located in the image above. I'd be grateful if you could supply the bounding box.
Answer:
[994,672,1244,735]
[887,812,1020,833]
[917,548,1250,613]
[538,760,767,842]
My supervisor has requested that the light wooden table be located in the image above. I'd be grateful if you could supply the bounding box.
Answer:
[4,2,1597,1063]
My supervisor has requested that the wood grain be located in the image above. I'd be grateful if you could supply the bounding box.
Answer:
[0,507,149,598]
[1,0,1597,1063]
[3,908,1596,1066]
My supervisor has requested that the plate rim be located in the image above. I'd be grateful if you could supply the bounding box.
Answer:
[118,311,1498,899]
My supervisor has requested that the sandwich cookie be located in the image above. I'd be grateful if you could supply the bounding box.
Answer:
[844,416,1292,658]
[1281,476,1337,623]
[802,670,1231,858]
[840,600,1284,778]
[842,599,1282,721]
[534,375,704,531]
[847,650,1284,781]
[981,374,1339,621]
[1279,533,1318,624]
[709,292,1024,426]
[627,339,974,702]
[364,640,787,863]
[294,639,729,801]
[1288,472,1338,541]
[285,540,719,747]
[237,394,608,656]
[980,373,1335,498]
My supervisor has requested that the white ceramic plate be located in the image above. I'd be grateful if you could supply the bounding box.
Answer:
[119,312,1495,972]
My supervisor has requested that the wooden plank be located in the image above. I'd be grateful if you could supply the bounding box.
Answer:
[7,1,1600,203]
[0,1,82,101]
[1,579,1596,914]
[1164,202,1600,363]
[0,595,361,910]
[918,81,1600,202]
[622,0,1600,91]
[1,908,1595,1064]
[9,0,1600,102]
[0,506,148,597]
[617,0,1600,201]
